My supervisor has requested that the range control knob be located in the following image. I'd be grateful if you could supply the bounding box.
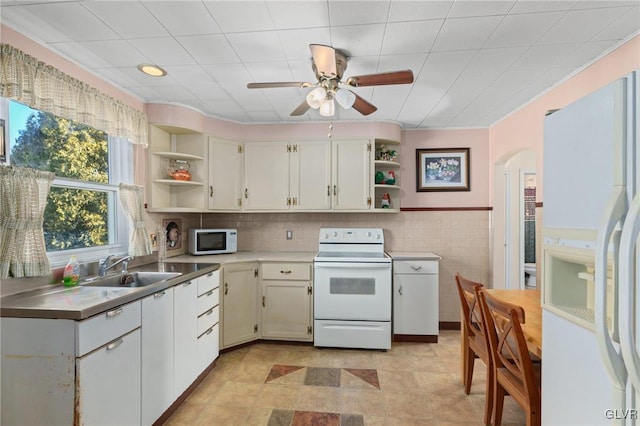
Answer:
[366,231,372,237]
[375,233,381,239]
[323,233,329,239]
[333,231,338,237]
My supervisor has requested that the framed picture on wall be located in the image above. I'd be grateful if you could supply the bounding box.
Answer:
[416,148,470,192]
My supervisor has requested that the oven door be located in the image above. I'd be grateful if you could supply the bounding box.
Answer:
[314,261,392,321]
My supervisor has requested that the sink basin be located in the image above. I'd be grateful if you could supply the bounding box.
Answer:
[82,271,182,288]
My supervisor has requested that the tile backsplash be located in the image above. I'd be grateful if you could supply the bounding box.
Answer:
[151,210,492,323]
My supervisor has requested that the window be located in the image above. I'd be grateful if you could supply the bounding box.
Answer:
[5,99,132,265]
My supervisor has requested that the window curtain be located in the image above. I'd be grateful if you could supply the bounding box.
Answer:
[0,44,148,147]
[0,165,54,278]
[118,183,152,257]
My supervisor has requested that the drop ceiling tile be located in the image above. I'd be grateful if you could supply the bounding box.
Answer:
[278,28,332,60]
[509,1,578,14]
[537,6,632,44]
[447,1,516,18]
[572,1,639,10]
[381,20,443,55]
[465,46,528,74]
[152,85,200,103]
[244,61,295,83]
[202,63,255,90]
[388,0,453,22]
[53,40,147,68]
[248,111,282,121]
[25,2,119,41]
[202,1,275,33]
[143,1,222,36]
[128,37,197,66]
[96,66,166,88]
[484,11,566,48]
[555,39,619,68]
[82,1,168,39]
[376,54,427,75]
[328,1,391,26]
[431,15,504,51]
[509,43,581,72]
[592,6,640,41]
[266,1,330,29]
[1,6,72,43]
[176,34,239,64]
[331,24,386,57]
[231,91,273,112]
[226,31,287,63]
[418,50,475,85]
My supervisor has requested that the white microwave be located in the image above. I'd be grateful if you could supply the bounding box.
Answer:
[188,229,237,255]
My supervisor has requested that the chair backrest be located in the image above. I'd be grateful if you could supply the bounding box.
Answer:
[479,289,540,403]
[455,273,485,339]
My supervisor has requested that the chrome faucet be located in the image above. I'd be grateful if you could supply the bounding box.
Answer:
[98,255,133,276]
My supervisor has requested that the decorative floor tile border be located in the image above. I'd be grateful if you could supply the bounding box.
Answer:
[268,409,365,426]
[265,364,380,390]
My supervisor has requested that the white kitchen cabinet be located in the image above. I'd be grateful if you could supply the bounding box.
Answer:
[141,288,174,426]
[147,124,207,212]
[76,328,141,426]
[261,262,313,341]
[392,256,440,342]
[173,278,199,398]
[1,300,142,426]
[291,140,332,210]
[208,137,243,211]
[222,262,260,348]
[196,270,220,372]
[332,139,372,210]
[244,141,290,210]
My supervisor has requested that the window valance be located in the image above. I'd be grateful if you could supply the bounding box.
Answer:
[0,43,148,146]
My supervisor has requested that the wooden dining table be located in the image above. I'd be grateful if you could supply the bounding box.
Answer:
[485,289,543,359]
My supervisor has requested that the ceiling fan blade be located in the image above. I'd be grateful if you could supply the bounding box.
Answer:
[290,101,311,116]
[310,44,337,78]
[247,82,312,89]
[351,94,377,116]
[346,70,414,87]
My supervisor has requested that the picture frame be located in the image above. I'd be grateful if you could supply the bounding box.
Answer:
[416,148,470,192]
[0,119,5,163]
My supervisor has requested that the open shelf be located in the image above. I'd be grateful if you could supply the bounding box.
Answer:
[152,151,204,161]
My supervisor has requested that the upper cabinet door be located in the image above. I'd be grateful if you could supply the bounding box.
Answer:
[332,139,371,210]
[291,140,332,211]
[208,138,243,211]
[244,141,290,210]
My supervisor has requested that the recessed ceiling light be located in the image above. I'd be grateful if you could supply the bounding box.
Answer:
[137,63,167,77]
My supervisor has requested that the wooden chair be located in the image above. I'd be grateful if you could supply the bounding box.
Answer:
[479,289,541,426]
[455,273,493,425]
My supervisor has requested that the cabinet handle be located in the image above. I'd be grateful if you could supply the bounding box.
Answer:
[206,290,214,297]
[206,309,214,316]
[207,272,213,277]
[333,185,337,196]
[106,338,124,351]
[280,270,292,274]
[224,282,228,295]
[244,188,248,199]
[183,281,192,287]
[209,185,214,197]
[106,307,123,318]
[262,295,266,307]
[399,285,403,296]
[411,265,423,271]
[327,185,330,196]
[205,327,214,336]
[154,291,166,298]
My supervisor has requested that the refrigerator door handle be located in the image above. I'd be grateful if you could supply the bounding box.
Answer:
[596,187,628,393]
[619,191,640,391]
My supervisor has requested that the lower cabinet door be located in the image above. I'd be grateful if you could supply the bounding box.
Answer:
[393,274,439,335]
[197,323,220,373]
[76,328,141,426]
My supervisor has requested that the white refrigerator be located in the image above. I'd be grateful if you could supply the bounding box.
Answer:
[542,70,638,425]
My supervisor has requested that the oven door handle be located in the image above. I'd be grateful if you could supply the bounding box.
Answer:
[314,262,391,269]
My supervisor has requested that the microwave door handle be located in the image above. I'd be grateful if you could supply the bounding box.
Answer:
[595,188,627,411]
[619,192,640,393]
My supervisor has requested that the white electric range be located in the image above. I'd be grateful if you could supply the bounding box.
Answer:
[313,228,392,350]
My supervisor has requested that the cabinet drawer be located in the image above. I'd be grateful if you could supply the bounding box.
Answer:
[197,323,219,371]
[197,305,219,336]
[197,287,220,315]
[262,263,311,280]
[76,300,141,356]
[197,270,220,296]
[393,260,438,275]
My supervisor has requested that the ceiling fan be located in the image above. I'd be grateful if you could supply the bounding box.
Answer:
[247,44,414,117]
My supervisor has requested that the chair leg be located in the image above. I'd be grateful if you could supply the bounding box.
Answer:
[464,344,475,395]
[484,362,493,426]
[526,405,541,426]
[493,379,505,426]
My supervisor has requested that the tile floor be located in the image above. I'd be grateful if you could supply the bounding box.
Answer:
[164,330,526,425]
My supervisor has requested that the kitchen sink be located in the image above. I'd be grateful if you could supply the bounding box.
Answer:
[82,271,182,288]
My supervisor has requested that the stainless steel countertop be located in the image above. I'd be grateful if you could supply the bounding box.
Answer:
[1,262,220,320]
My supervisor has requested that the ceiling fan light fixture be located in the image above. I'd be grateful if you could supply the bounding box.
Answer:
[137,63,167,77]
[319,97,335,117]
[306,87,325,109]
[335,89,356,109]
